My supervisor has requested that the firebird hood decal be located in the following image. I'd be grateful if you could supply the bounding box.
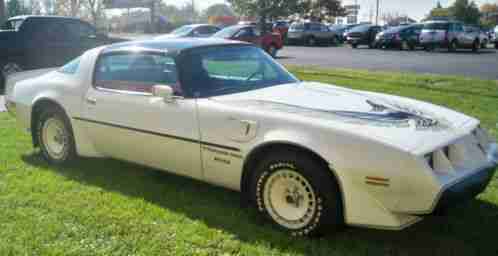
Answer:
[211,82,454,131]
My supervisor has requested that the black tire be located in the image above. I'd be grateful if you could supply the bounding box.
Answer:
[351,43,358,49]
[0,73,5,95]
[399,40,410,51]
[472,40,479,52]
[37,107,77,165]
[481,40,487,49]
[495,42,498,49]
[448,40,457,52]
[251,148,343,237]
[306,36,316,46]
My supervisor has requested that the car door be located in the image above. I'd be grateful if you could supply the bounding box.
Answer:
[81,51,202,179]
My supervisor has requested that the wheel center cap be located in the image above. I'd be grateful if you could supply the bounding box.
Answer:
[285,187,303,208]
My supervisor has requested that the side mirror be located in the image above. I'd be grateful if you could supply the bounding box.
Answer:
[153,85,176,102]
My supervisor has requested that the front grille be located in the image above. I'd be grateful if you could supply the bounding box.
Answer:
[426,131,490,176]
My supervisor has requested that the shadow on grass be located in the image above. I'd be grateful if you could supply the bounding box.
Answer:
[22,153,498,256]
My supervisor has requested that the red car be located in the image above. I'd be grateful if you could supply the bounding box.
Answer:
[212,25,283,58]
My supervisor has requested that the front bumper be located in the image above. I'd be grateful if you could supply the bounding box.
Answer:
[430,164,496,214]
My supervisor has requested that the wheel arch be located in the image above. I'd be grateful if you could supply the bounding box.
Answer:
[240,141,345,216]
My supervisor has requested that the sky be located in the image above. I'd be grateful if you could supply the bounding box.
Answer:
[170,0,496,21]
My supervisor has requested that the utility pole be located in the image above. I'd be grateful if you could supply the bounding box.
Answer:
[375,0,380,25]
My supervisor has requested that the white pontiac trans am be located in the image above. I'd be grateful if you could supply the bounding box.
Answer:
[4,38,498,237]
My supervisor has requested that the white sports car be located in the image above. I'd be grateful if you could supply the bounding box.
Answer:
[4,38,497,237]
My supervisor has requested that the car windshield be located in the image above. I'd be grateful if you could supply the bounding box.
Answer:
[350,25,371,33]
[179,46,298,98]
[384,25,410,33]
[212,26,241,38]
[170,25,194,35]
[1,19,24,30]
[290,23,305,30]
[424,23,449,30]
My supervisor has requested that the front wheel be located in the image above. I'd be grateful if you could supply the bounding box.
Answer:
[448,40,457,52]
[37,108,77,165]
[251,149,343,237]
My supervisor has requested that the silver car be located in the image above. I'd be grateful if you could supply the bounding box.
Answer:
[287,22,339,46]
[420,21,482,52]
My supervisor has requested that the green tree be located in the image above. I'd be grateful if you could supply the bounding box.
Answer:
[227,0,307,32]
[202,3,234,19]
[450,0,481,24]
[312,0,346,21]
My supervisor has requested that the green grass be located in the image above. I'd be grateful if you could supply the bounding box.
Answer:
[1,68,498,256]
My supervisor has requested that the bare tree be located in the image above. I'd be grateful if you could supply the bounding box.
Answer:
[84,0,104,27]
[0,0,5,24]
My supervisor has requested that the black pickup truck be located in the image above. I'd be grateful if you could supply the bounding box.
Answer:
[1,15,113,93]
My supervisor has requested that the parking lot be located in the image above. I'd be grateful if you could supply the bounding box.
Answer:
[112,34,498,80]
[278,45,498,79]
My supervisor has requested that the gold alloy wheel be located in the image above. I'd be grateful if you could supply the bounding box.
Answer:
[263,169,317,230]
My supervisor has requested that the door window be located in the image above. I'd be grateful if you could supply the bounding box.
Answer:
[94,53,180,94]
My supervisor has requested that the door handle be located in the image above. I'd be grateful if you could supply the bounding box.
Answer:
[86,97,97,105]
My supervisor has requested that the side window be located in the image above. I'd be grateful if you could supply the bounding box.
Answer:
[320,25,329,32]
[94,53,180,94]
[33,20,69,41]
[235,28,253,37]
[196,26,210,35]
[310,23,321,31]
[58,57,81,74]
[66,21,96,40]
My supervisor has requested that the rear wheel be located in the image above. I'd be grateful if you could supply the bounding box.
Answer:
[306,36,316,46]
[495,42,498,49]
[251,149,343,237]
[481,40,487,49]
[448,40,457,52]
[37,107,77,165]
[400,40,409,51]
[351,43,358,49]
[472,40,480,52]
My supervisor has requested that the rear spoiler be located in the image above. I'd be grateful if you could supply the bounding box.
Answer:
[5,68,57,100]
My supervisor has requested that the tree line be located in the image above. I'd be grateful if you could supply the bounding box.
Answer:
[427,0,498,28]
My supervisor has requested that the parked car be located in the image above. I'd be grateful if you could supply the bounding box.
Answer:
[374,24,423,50]
[0,15,110,94]
[329,24,348,43]
[6,38,498,237]
[273,20,290,40]
[463,25,490,49]
[493,25,498,49]
[211,25,283,57]
[155,24,220,39]
[419,21,482,52]
[287,22,340,46]
[345,24,382,48]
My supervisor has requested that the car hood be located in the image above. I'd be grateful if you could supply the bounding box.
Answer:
[210,82,478,154]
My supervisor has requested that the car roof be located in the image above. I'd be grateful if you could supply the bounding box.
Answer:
[102,38,250,55]
[8,15,83,21]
